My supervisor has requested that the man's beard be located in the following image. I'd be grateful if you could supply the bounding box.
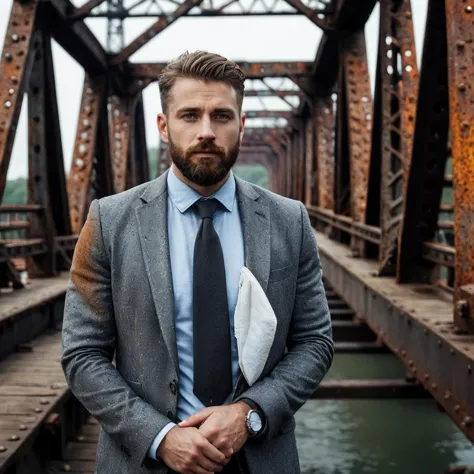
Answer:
[168,134,240,187]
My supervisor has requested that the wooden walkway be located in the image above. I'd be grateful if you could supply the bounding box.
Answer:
[45,418,98,474]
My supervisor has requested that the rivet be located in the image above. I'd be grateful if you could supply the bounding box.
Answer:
[4,100,12,109]
[424,374,429,381]
[444,391,451,400]
[10,75,18,84]
[461,121,470,130]
[458,83,466,91]
[9,435,20,441]
[457,40,466,48]
[19,424,28,431]
[468,365,472,374]
[450,349,455,356]
[463,416,473,427]
[465,5,473,13]
[405,11,411,18]
[454,404,461,413]
[438,340,442,348]
[8,88,14,95]
[40,399,50,405]
[64,464,72,472]
[34,408,43,413]
[11,34,19,42]
[431,383,437,390]
[0,446,6,452]
[4,52,13,62]
[408,360,414,366]
[401,350,407,356]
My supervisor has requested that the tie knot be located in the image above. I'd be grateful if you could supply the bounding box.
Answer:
[195,198,219,220]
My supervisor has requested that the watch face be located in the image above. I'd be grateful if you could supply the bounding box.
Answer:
[249,411,263,432]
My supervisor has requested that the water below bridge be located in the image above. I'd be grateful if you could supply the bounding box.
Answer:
[296,354,474,474]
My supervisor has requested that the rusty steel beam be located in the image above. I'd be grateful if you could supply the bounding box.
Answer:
[397,0,450,284]
[110,0,204,65]
[312,379,428,399]
[71,0,107,20]
[0,0,38,200]
[304,115,314,207]
[108,94,135,194]
[334,61,351,220]
[445,0,474,332]
[341,30,372,256]
[129,62,312,80]
[67,76,106,234]
[315,97,335,210]
[245,90,304,98]
[378,0,419,275]
[132,95,150,186]
[244,110,293,119]
[27,30,58,278]
[281,0,333,30]
[46,0,107,74]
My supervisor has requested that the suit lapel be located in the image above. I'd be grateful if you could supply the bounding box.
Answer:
[235,177,271,293]
[135,171,179,374]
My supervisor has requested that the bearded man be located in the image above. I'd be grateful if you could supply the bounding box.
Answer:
[61,51,334,474]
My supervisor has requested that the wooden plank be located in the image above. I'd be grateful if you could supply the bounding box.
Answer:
[64,443,98,461]
[0,273,69,321]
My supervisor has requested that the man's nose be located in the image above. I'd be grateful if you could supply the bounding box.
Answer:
[197,118,216,141]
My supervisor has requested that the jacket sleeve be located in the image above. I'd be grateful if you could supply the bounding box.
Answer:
[235,202,334,440]
[61,199,170,465]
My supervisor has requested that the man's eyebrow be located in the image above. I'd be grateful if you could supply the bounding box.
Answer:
[176,107,200,115]
[213,108,235,115]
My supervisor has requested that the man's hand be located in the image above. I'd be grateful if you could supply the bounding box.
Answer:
[179,403,250,457]
[157,425,228,474]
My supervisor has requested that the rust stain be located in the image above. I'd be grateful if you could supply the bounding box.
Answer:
[445,0,474,331]
[71,211,105,316]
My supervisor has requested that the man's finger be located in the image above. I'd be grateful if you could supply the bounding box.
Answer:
[201,437,227,465]
[179,408,213,427]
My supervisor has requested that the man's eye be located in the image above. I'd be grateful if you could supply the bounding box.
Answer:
[215,113,230,120]
[182,113,197,120]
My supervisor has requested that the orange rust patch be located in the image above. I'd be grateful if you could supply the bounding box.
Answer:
[71,213,105,316]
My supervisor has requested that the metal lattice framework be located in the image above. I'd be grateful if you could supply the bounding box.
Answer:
[1,0,474,448]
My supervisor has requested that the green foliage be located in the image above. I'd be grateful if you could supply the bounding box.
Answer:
[148,147,158,179]
[2,177,26,204]
[233,164,269,189]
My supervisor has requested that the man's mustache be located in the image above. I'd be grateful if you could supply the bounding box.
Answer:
[186,143,225,156]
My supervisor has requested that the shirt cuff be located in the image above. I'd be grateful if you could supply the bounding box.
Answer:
[147,422,176,461]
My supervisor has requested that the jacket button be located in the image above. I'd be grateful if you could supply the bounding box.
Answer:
[169,380,177,395]
[167,410,173,419]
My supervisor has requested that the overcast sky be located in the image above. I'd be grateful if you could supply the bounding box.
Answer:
[1,0,428,179]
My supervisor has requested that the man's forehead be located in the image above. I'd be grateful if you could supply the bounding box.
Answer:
[167,77,239,109]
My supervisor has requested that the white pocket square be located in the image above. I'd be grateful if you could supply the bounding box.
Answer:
[234,267,277,386]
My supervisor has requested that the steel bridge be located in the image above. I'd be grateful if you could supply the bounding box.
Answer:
[0,0,473,472]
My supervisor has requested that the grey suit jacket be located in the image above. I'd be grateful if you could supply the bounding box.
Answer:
[61,171,334,474]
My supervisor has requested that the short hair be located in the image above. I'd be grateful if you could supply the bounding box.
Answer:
[158,51,245,114]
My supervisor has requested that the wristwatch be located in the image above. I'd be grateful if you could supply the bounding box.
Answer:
[245,409,264,437]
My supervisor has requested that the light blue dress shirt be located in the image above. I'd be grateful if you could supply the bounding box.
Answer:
[148,167,244,460]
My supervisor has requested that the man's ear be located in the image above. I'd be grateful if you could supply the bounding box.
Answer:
[157,113,169,143]
[240,113,246,141]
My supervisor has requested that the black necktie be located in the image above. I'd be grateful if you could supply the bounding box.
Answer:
[193,198,232,406]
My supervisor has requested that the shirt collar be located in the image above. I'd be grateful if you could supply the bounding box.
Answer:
[167,166,236,214]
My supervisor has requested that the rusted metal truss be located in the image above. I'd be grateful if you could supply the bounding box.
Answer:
[74,0,334,28]
[129,61,312,80]
[377,0,419,274]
